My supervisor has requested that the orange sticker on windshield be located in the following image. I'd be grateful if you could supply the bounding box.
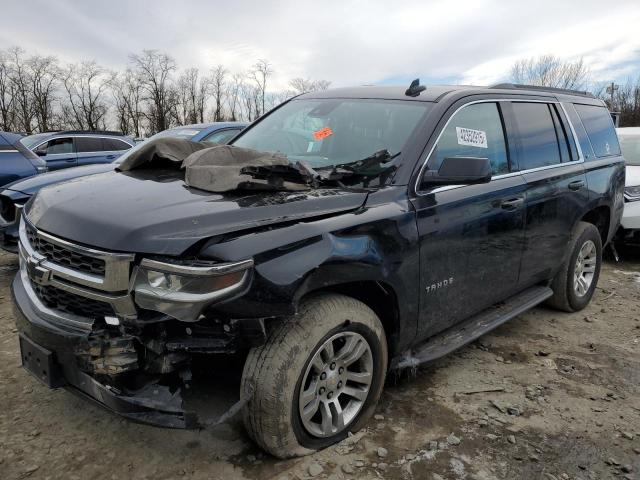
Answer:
[313,127,333,141]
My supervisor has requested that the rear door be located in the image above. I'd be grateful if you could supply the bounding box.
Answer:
[510,101,589,287]
[411,100,527,339]
[35,137,77,170]
[76,137,112,165]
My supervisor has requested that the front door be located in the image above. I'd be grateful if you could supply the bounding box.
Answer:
[411,101,526,340]
[36,137,77,170]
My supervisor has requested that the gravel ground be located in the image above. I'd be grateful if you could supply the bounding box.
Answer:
[1,247,640,480]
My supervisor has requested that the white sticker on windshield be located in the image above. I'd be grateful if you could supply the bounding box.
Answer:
[456,127,488,149]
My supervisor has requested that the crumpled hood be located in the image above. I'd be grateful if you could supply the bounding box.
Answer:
[3,163,116,196]
[26,169,368,255]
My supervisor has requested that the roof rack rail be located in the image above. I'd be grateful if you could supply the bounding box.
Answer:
[489,83,595,98]
[56,130,126,136]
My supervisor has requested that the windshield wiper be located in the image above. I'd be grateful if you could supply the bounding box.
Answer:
[318,149,400,179]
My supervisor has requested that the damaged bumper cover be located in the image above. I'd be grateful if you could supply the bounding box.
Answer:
[12,271,258,428]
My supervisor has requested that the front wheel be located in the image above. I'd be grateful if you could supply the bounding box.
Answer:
[241,293,388,458]
[547,221,602,312]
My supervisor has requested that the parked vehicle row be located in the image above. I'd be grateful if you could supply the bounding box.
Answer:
[9,82,625,458]
[0,123,247,252]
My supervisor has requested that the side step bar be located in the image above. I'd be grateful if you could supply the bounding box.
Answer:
[391,286,553,370]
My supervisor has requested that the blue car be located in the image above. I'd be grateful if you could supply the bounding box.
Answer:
[0,131,48,187]
[19,131,135,171]
[0,122,247,252]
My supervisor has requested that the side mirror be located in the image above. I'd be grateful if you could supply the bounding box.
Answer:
[421,156,492,186]
[35,147,47,157]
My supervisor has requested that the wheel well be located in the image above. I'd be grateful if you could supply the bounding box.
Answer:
[581,206,610,245]
[302,281,400,357]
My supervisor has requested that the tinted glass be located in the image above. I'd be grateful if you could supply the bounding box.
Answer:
[104,138,131,151]
[512,103,561,170]
[76,137,104,153]
[549,104,571,162]
[202,129,240,145]
[233,98,431,168]
[564,103,594,160]
[45,138,74,155]
[155,128,204,140]
[428,102,509,175]
[574,104,621,158]
[619,135,640,166]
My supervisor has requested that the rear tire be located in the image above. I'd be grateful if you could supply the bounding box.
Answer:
[547,221,602,312]
[241,293,388,458]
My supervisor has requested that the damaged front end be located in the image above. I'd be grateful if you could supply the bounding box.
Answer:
[13,215,263,428]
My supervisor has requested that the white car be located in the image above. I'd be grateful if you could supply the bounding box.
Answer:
[618,127,640,236]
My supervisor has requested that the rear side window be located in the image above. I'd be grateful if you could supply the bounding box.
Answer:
[511,103,562,170]
[202,129,240,145]
[428,102,509,175]
[103,138,131,151]
[76,137,105,153]
[574,104,621,158]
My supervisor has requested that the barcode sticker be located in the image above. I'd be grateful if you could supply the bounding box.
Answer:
[456,127,488,148]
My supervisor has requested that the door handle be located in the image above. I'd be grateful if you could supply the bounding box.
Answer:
[500,197,524,210]
[106,154,116,159]
[568,180,585,191]
[66,159,76,162]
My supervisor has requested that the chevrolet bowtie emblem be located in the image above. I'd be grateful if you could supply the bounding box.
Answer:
[26,255,51,286]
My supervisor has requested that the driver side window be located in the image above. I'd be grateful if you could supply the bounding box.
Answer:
[428,103,509,176]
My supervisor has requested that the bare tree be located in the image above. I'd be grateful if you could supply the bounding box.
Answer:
[29,54,59,132]
[511,55,589,90]
[210,65,226,121]
[61,60,109,130]
[0,51,16,131]
[130,50,177,133]
[8,47,35,133]
[289,77,331,94]
[226,73,243,121]
[110,69,145,137]
[250,59,272,117]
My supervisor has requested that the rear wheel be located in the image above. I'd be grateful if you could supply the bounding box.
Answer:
[547,221,602,312]
[241,293,387,458]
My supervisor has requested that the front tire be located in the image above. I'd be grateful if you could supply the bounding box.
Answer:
[547,221,602,312]
[241,293,388,458]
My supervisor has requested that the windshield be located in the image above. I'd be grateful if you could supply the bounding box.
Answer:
[20,133,50,150]
[620,135,640,166]
[232,98,432,169]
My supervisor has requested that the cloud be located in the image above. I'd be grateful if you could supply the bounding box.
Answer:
[1,0,639,89]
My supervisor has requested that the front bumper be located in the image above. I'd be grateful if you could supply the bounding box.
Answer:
[12,271,197,428]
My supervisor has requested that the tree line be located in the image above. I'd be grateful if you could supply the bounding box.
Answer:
[0,47,331,137]
[1,48,638,137]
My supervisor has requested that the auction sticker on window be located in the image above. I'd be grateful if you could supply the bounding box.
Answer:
[456,127,488,148]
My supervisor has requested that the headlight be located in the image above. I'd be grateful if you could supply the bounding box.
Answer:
[624,185,640,201]
[133,258,253,322]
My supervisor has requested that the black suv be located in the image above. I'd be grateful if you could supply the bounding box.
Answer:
[12,82,624,458]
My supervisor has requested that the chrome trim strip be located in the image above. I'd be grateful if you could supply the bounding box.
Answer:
[0,150,19,153]
[139,258,254,276]
[414,98,586,197]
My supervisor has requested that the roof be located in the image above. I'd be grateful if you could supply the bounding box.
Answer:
[175,122,249,130]
[298,84,604,104]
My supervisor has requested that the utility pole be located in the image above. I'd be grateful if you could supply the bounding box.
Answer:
[606,82,619,109]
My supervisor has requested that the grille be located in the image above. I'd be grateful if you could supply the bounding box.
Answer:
[33,283,115,318]
[0,195,15,223]
[25,223,106,276]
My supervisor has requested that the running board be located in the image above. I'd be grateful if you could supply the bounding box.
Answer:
[391,286,553,370]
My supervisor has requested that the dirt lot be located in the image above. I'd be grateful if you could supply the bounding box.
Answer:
[1,248,640,480]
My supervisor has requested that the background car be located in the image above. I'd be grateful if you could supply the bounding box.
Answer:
[0,122,248,252]
[617,127,640,242]
[0,131,47,187]
[19,131,135,171]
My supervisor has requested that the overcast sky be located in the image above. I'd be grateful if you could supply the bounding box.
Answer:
[2,0,639,91]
